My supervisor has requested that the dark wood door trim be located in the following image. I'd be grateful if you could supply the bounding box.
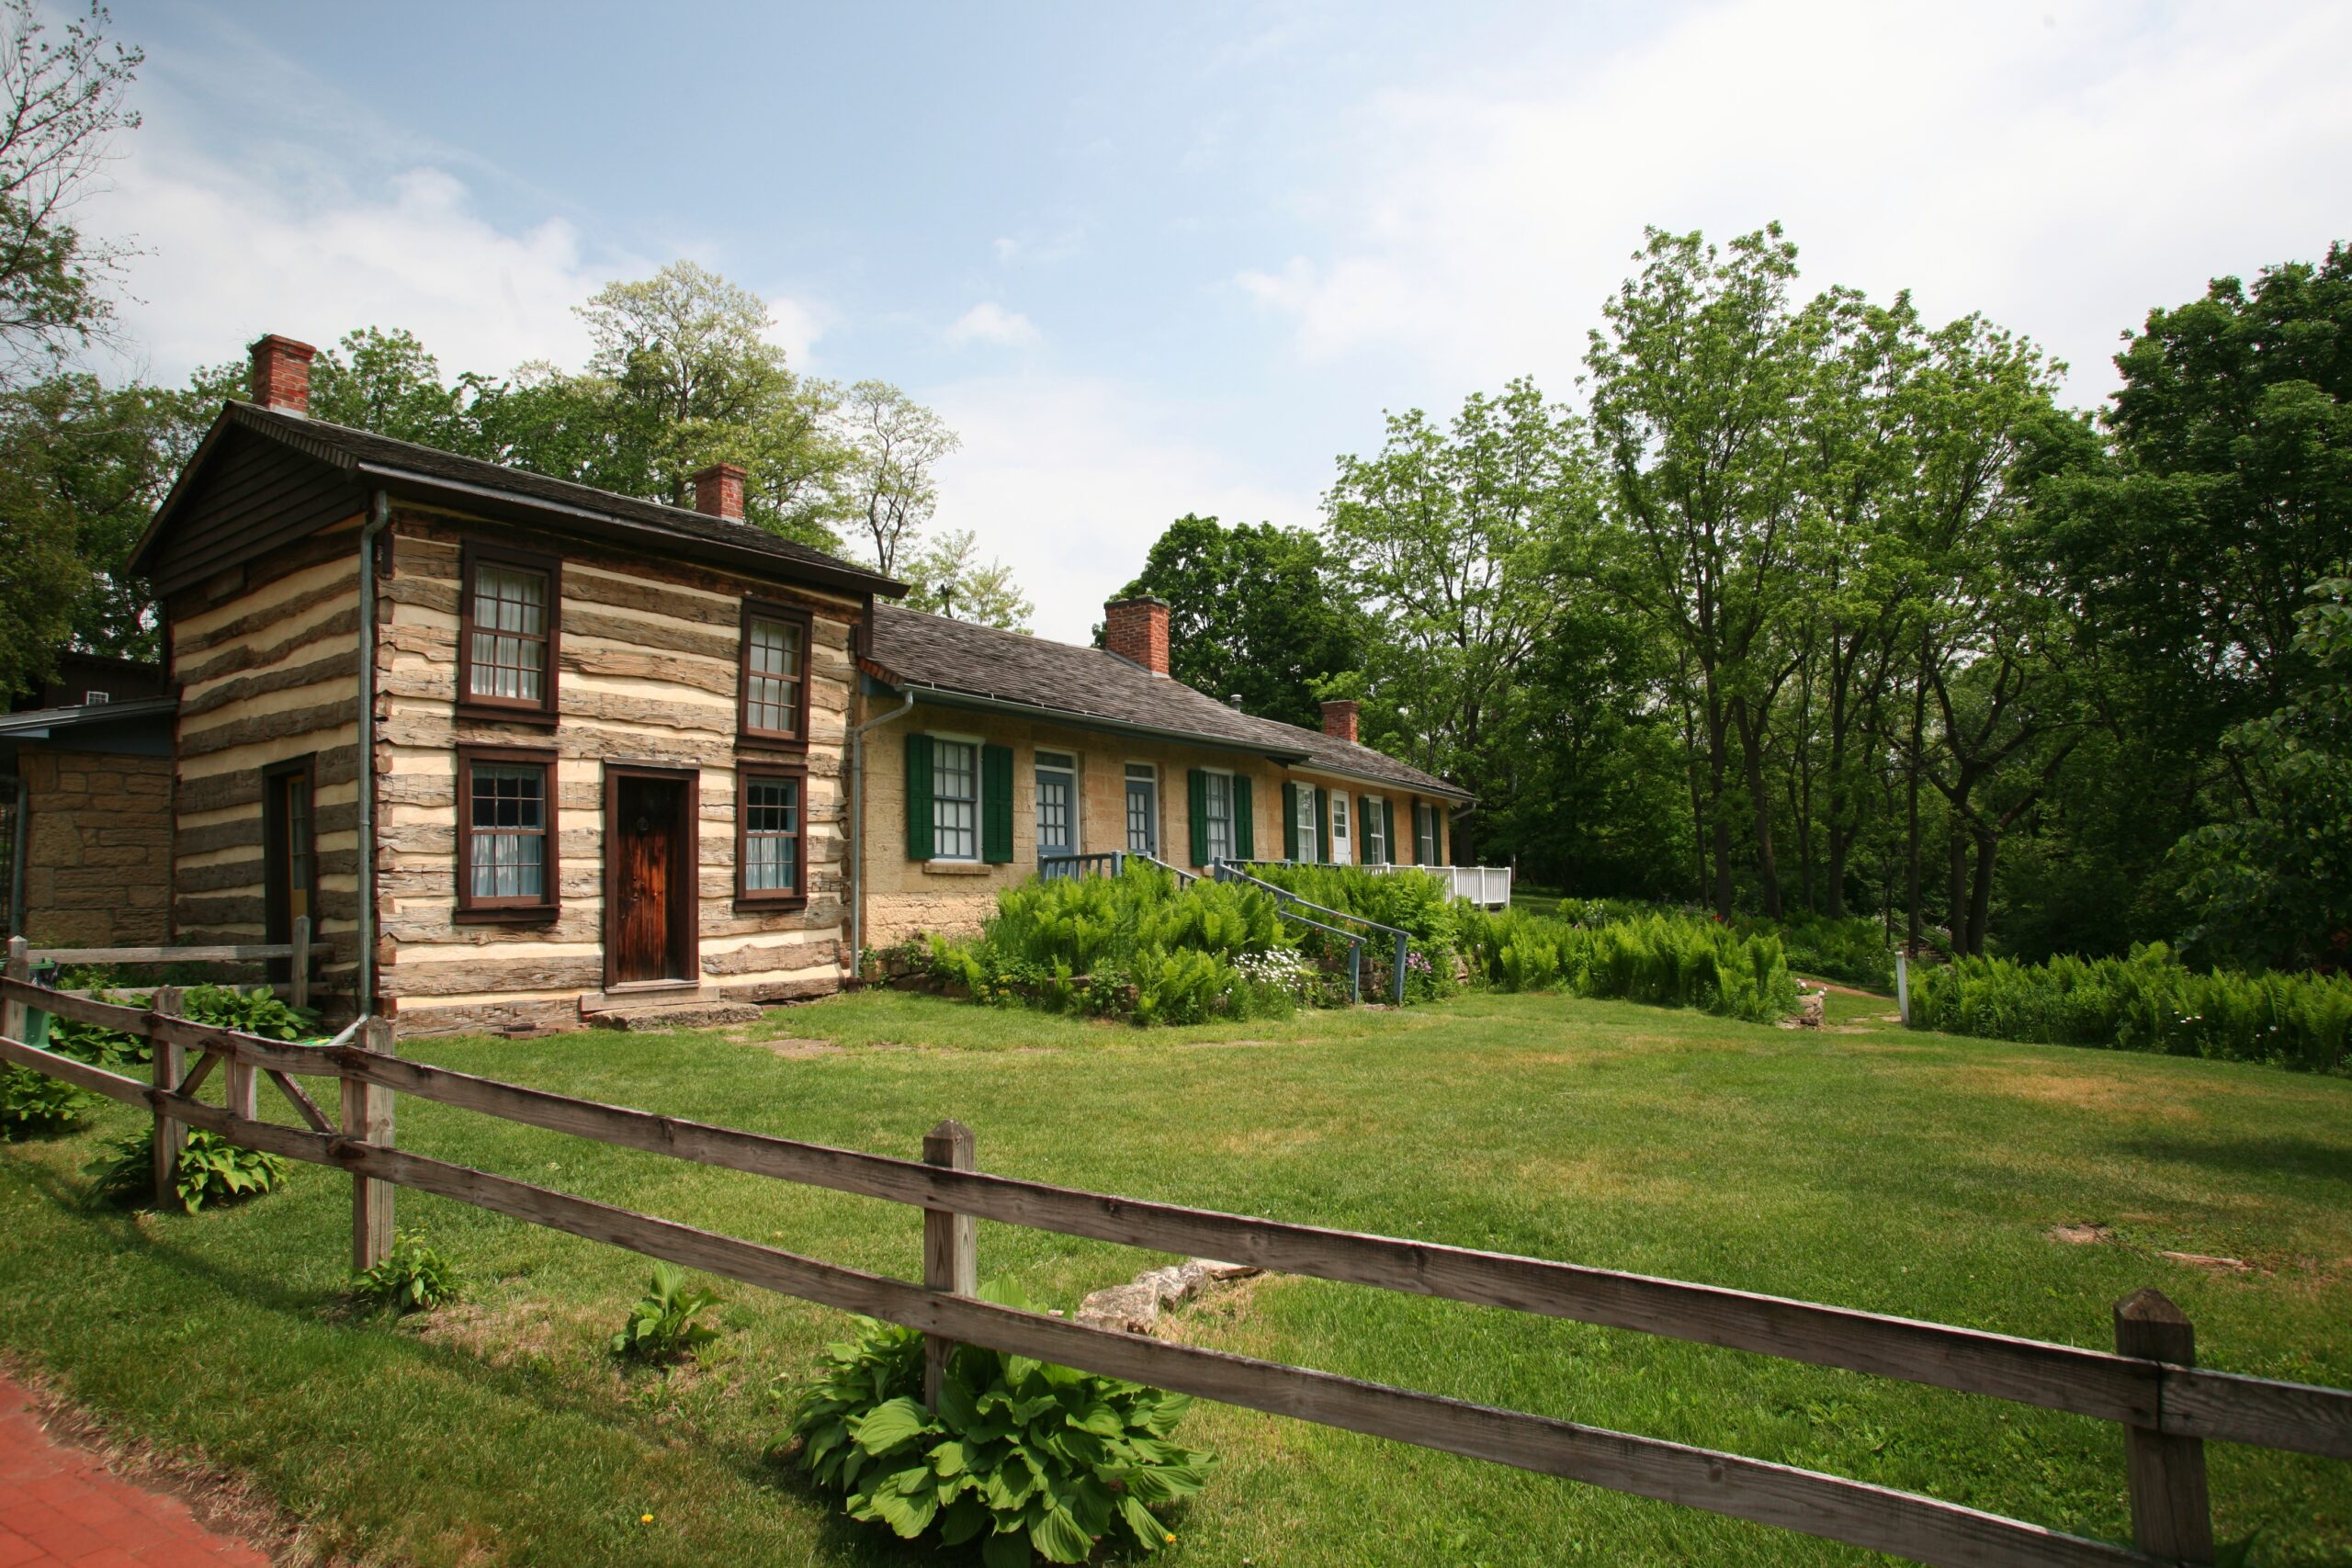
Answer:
[602,763,701,989]
[261,753,316,986]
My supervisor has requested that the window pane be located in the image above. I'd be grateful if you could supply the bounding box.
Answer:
[933,739,978,860]
[1036,750,1074,772]
[745,776,800,892]
[469,564,548,702]
[469,764,546,900]
[1125,779,1154,852]
[746,616,804,734]
[1206,773,1234,862]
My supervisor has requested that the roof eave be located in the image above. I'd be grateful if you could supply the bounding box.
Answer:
[355,462,907,600]
[0,695,179,738]
[872,676,1314,762]
[1293,759,1474,803]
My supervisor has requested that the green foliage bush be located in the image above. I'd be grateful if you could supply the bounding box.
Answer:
[353,1230,463,1314]
[784,1280,1214,1565]
[1907,943,2352,1073]
[1457,907,1799,1023]
[86,1127,291,1213]
[928,862,1304,1025]
[0,1064,94,1136]
[178,985,320,1040]
[1533,900,1893,989]
[1240,863,1463,1000]
[611,1262,723,1362]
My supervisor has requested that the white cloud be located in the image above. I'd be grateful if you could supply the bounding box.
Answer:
[944,301,1042,348]
[924,372,1317,645]
[1237,0,2352,407]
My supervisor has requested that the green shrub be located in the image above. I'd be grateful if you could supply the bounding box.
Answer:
[611,1262,722,1362]
[86,1127,291,1213]
[1241,863,1462,1000]
[178,985,320,1040]
[1456,907,1799,1023]
[1907,943,2352,1073]
[0,1064,94,1137]
[353,1230,463,1314]
[1762,913,1895,989]
[784,1280,1215,1564]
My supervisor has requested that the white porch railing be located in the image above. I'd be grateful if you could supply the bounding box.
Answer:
[1363,862,1512,908]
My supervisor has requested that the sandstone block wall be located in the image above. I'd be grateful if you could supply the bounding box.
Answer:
[17,749,173,947]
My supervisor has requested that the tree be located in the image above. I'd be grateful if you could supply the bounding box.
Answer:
[1113,514,1357,729]
[1323,379,1579,842]
[0,0,141,386]
[839,378,957,576]
[901,528,1033,630]
[2172,566,2352,971]
[1587,227,1812,917]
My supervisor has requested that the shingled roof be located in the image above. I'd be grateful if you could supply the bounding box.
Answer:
[130,400,904,599]
[865,604,1469,800]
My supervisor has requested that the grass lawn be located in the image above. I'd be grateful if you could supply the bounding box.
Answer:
[2,988,2348,1566]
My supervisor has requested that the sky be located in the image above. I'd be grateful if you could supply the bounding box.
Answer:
[83,0,2352,643]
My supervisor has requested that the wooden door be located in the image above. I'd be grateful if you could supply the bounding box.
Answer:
[262,760,313,986]
[610,774,686,984]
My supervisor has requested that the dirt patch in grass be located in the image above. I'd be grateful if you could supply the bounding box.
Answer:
[2047,1222,2114,1246]
[3,1353,354,1566]
[755,1037,844,1059]
[412,1295,592,1370]
[1510,1154,1692,1204]
[1948,1065,2206,1122]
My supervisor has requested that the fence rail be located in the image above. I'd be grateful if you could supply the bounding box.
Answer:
[1,952,2346,1568]
[25,915,316,1010]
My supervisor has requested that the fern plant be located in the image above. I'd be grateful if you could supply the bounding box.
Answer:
[353,1230,463,1314]
[86,1127,290,1213]
[610,1263,722,1362]
[783,1280,1215,1565]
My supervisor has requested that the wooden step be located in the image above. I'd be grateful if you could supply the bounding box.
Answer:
[584,998,763,1032]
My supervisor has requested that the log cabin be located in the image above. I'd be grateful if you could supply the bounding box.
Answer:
[120,333,1475,1037]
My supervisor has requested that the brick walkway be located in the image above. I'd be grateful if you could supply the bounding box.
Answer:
[0,1377,269,1567]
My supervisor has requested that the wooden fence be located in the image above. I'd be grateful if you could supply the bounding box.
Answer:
[25,915,317,1010]
[1,960,2346,1568]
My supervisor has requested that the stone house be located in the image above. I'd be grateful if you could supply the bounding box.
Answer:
[0,676,175,948]
[853,599,1469,948]
[95,331,1471,1035]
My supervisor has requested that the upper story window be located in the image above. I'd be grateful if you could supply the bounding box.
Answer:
[740,601,812,747]
[458,544,560,725]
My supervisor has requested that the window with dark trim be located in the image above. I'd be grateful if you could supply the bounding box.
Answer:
[457,542,560,725]
[456,745,560,921]
[739,599,812,749]
[933,739,979,861]
[736,765,807,907]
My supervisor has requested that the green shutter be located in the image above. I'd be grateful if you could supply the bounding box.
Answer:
[1433,805,1446,866]
[1362,795,1377,863]
[980,743,1014,863]
[1315,786,1330,863]
[904,732,934,861]
[1187,769,1210,865]
[1383,799,1397,864]
[1232,774,1254,861]
[1410,802,1424,864]
[1281,781,1299,862]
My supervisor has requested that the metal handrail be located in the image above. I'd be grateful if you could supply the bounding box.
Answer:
[1211,860,1403,1006]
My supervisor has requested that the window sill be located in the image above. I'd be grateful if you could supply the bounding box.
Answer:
[922,860,992,876]
[736,733,810,755]
[454,905,560,925]
[456,703,558,729]
[734,895,809,914]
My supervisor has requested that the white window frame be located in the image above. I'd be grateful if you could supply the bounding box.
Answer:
[1292,782,1318,864]
[1204,767,1238,864]
[1416,802,1439,865]
[931,733,984,863]
[1035,749,1080,858]
[1363,794,1389,865]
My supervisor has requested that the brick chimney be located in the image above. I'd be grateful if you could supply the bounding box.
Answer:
[1103,596,1170,676]
[249,334,316,415]
[691,462,746,521]
[1320,700,1360,743]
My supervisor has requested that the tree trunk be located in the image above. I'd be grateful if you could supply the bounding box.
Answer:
[1946,818,1971,957]
[1967,827,1998,956]
[1736,698,1784,920]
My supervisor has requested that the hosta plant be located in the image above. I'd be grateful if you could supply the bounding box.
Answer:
[353,1229,463,1314]
[610,1262,722,1362]
[87,1127,290,1213]
[783,1280,1216,1565]
[0,1064,93,1137]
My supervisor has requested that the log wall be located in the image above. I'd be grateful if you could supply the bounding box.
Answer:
[378,510,864,1035]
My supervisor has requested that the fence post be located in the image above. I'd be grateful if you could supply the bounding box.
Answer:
[149,986,185,1208]
[1392,930,1408,1007]
[290,914,311,1012]
[2114,1288,2214,1564]
[1347,938,1363,1005]
[2,935,28,1042]
[922,1118,977,1411]
[345,1017,395,1271]
[1895,951,1910,1024]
